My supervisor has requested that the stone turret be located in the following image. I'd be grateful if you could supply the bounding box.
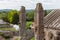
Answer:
[34,3,44,40]
[19,6,27,40]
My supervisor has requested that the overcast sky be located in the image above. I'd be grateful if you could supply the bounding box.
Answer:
[0,0,60,10]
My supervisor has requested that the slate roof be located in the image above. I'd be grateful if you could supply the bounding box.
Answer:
[44,9,60,30]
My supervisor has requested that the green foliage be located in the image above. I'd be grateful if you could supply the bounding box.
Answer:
[30,37,34,40]
[44,10,47,16]
[0,28,16,31]
[12,13,19,24]
[0,32,3,36]
[26,21,32,29]
[0,13,6,19]
[0,14,3,19]
[0,32,12,39]
[26,11,34,21]
[2,9,52,24]
[7,10,18,23]
[44,10,52,16]
[3,35,11,39]
[2,10,19,24]
[2,34,12,39]
[16,37,19,40]
[2,10,34,24]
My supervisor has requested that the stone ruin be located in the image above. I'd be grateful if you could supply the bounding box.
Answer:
[19,3,60,40]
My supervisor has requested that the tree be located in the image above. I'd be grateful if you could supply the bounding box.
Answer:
[44,10,47,16]
[12,13,19,24]
[2,10,19,24]
[26,11,34,21]
[44,10,52,16]
[7,10,18,23]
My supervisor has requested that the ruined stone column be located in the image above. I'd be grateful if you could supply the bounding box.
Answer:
[19,6,27,40]
[34,3,44,40]
[19,6,34,40]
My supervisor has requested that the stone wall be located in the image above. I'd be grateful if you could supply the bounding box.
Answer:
[13,31,19,36]
[44,28,60,40]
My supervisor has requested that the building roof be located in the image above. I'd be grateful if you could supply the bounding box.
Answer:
[44,9,60,30]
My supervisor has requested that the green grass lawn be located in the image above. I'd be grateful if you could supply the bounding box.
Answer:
[0,28,16,31]
[0,14,3,19]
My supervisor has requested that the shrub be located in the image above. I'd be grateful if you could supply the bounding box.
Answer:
[26,11,34,21]
[26,21,32,29]
[31,37,34,40]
